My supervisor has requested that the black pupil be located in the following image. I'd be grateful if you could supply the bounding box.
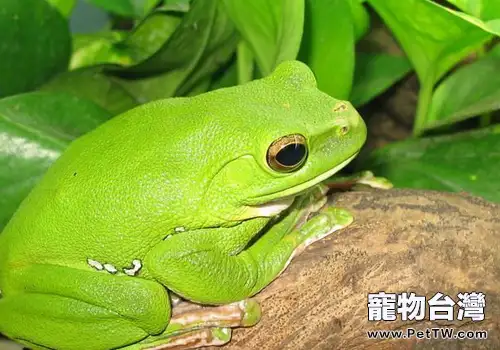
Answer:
[276,143,306,167]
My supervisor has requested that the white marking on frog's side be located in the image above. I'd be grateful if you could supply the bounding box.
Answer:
[103,263,118,274]
[174,226,185,233]
[87,258,104,271]
[123,259,142,276]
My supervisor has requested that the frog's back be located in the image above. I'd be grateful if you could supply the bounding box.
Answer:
[0,97,206,272]
[0,85,272,272]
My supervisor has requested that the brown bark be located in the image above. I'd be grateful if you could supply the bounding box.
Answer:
[219,189,500,350]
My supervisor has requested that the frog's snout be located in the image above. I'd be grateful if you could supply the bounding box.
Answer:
[336,100,367,147]
[350,106,366,131]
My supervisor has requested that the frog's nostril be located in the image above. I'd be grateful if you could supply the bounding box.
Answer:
[332,102,348,113]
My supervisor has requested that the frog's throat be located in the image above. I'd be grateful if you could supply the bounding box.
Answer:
[247,152,358,218]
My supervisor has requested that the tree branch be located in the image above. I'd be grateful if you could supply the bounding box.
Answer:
[219,189,500,349]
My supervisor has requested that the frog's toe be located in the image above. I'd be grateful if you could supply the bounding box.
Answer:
[281,207,353,271]
[357,171,393,189]
[291,207,353,252]
[241,298,261,327]
[323,207,354,225]
[304,207,353,246]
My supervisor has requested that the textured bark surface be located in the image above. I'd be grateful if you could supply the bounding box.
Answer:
[217,189,500,350]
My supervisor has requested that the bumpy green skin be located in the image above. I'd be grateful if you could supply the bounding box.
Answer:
[0,61,366,350]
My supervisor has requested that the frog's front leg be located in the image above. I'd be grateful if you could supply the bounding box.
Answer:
[246,205,353,294]
[145,192,353,304]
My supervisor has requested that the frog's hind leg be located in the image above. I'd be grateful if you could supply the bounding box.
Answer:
[123,300,260,350]
[0,293,151,350]
[0,264,171,350]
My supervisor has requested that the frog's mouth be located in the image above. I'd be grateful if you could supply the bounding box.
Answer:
[247,152,358,217]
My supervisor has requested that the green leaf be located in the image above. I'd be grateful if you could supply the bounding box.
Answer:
[70,31,132,69]
[446,0,500,20]
[40,68,139,115]
[118,11,182,66]
[0,92,112,228]
[109,0,215,77]
[439,4,500,36]
[351,0,370,41]
[0,0,71,98]
[134,0,162,17]
[210,62,238,90]
[362,125,500,203]
[368,0,495,135]
[70,10,183,70]
[427,45,500,130]
[367,0,493,85]
[490,43,500,57]
[161,0,190,12]
[46,0,77,17]
[113,0,231,102]
[299,0,355,99]
[175,4,238,96]
[84,0,162,18]
[85,0,134,17]
[237,41,255,85]
[222,0,305,76]
[350,53,412,107]
[184,76,211,97]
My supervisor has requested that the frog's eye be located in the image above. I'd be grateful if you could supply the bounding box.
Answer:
[267,134,308,172]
